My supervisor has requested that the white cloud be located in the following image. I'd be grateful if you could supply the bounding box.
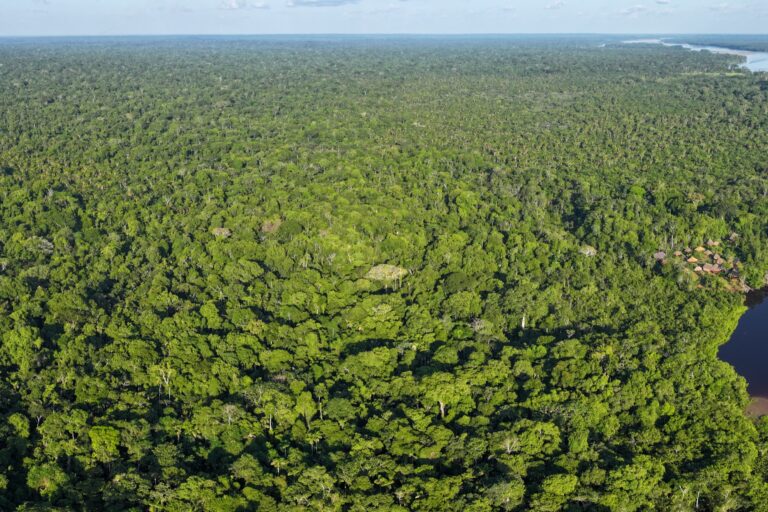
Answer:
[709,2,739,12]
[29,0,50,12]
[545,1,565,10]
[288,0,361,6]
[219,0,269,10]
[369,3,405,14]
[621,4,648,15]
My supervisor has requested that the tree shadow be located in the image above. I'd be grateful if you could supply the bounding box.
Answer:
[339,338,395,358]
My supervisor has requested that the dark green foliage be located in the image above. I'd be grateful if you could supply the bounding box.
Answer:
[1,36,768,510]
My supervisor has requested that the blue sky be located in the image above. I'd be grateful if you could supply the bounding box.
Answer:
[0,0,765,36]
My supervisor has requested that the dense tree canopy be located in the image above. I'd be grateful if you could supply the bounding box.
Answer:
[1,35,768,510]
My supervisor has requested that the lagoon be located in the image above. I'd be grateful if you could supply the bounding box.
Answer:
[720,289,768,407]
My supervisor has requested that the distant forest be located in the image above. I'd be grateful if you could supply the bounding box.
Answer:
[1,36,768,511]
[667,35,768,52]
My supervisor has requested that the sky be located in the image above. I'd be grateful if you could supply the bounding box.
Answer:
[0,0,766,37]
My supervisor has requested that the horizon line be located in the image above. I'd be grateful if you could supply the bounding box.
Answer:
[2,32,768,39]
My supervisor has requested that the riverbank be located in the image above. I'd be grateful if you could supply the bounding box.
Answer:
[748,397,768,417]
[623,38,768,72]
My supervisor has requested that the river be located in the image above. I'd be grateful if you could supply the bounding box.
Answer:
[623,38,768,72]
[719,289,768,415]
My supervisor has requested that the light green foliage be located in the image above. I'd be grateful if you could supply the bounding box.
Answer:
[89,426,121,463]
[1,326,42,376]
[27,463,68,499]
[486,479,525,510]
[295,392,317,428]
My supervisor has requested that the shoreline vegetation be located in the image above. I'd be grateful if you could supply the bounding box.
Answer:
[3,36,768,510]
